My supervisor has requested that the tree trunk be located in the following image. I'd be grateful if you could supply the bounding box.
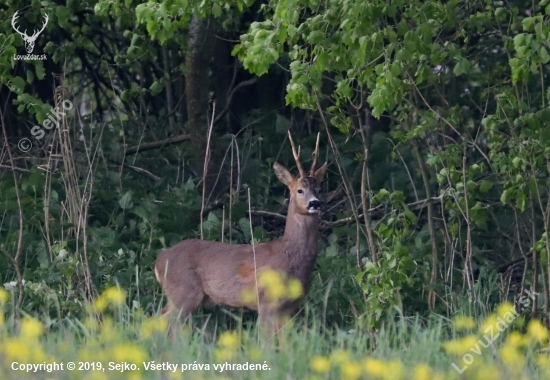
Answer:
[185,15,215,176]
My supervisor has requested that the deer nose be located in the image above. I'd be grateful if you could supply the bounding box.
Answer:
[308,199,321,213]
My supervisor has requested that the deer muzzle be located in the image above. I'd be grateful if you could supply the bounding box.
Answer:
[307,198,321,214]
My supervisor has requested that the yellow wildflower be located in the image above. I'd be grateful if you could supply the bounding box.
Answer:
[93,287,126,311]
[218,331,239,348]
[386,359,404,380]
[363,358,386,378]
[0,287,9,304]
[506,331,529,347]
[268,282,286,301]
[287,278,303,300]
[20,317,44,340]
[330,349,350,365]
[413,363,432,380]
[527,319,548,343]
[258,269,283,288]
[112,343,147,364]
[241,288,257,304]
[103,287,126,305]
[94,296,108,312]
[536,354,550,370]
[499,345,523,367]
[496,302,515,319]
[140,317,168,339]
[443,335,477,355]
[3,338,31,362]
[454,315,476,330]
[214,347,236,361]
[310,355,331,373]
[340,361,361,380]
[480,315,499,335]
[474,364,501,380]
[258,269,286,301]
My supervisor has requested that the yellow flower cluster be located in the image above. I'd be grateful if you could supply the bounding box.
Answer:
[215,331,240,361]
[454,315,476,330]
[309,350,444,380]
[140,317,168,339]
[1,287,549,380]
[0,287,9,304]
[444,302,550,378]
[242,268,303,304]
[94,287,126,311]
[0,317,53,368]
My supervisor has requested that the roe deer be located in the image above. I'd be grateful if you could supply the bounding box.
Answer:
[155,132,327,332]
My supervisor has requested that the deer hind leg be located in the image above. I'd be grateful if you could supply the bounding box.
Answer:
[160,270,205,335]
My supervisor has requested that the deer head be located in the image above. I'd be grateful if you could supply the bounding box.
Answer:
[11,11,49,54]
[274,132,327,216]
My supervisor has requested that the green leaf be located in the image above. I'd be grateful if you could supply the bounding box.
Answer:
[35,62,46,80]
[540,47,550,64]
[9,76,26,92]
[212,3,222,17]
[500,188,514,205]
[479,180,493,193]
[453,57,470,76]
[119,191,133,210]
[149,80,163,95]
[522,17,535,31]
[307,31,324,44]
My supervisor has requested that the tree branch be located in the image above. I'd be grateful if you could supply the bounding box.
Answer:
[125,133,191,155]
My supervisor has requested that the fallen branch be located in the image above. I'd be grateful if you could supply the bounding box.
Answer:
[124,164,161,181]
[125,133,191,155]
[0,164,29,173]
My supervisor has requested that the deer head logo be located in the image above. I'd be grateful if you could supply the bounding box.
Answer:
[11,11,48,54]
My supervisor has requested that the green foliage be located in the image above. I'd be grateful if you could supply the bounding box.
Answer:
[2,0,550,334]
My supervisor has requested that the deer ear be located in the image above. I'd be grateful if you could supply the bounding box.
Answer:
[273,162,294,187]
[314,162,328,184]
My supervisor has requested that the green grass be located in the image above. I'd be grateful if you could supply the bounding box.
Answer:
[0,288,549,379]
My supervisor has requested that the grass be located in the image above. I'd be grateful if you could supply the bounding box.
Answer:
[0,287,549,379]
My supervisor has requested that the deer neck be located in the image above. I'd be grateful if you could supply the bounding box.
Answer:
[281,198,320,270]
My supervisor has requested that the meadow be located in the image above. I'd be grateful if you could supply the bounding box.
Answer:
[1,285,549,380]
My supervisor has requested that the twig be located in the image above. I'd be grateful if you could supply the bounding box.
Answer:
[124,163,161,181]
[214,78,257,124]
[248,187,261,343]
[200,103,216,240]
[0,100,24,314]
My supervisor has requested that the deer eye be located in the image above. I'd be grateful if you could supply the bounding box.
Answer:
[297,189,304,194]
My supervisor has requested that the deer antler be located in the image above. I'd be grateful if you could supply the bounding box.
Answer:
[11,11,25,37]
[31,14,48,39]
[287,131,305,178]
[310,132,320,176]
